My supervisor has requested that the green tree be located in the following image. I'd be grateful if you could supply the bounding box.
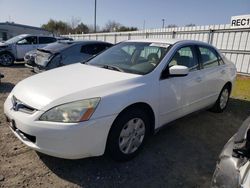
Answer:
[41,19,71,35]
[185,23,196,27]
[119,26,138,32]
[102,20,138,32]
[74,23,89,34]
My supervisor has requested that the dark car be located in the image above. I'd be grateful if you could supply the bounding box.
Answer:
[24,37,74,69]
[33,40,112,73]
[211,116,250,188]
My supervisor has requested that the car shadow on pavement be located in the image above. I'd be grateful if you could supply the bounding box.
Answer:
[0,82,15,93]
[0,62,26,69]
[39,98,250,188]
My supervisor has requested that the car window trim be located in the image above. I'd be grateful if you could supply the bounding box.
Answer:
[215,49,225,65]
[38,36,56,44]
[196,44,220,69]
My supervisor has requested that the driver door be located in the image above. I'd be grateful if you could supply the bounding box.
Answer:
[16,36,38,59]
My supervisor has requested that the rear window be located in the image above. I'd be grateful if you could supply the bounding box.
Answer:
[39,42,71,53]
[81,43,112,55]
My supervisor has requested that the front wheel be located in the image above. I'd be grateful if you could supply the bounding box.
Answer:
[0,53,14,66]
[106,108,150,161]
[210,85,230,113]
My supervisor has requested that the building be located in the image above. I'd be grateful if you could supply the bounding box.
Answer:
[0,22,51,41]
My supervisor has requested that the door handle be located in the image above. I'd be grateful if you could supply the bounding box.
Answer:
[221,70,226,74]
[195,77,202,83]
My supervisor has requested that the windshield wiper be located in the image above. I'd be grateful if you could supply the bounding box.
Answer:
[101,64,124,72]
[81,55,97,65]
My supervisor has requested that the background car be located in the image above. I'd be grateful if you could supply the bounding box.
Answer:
[33,40,112,73]
[24,36,74,69]
[4,39,236,161]
[211,116,250,188]
[0,34,58,66]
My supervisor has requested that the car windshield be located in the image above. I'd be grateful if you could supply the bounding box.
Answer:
[87,42,171,75]
[4,35,26,44]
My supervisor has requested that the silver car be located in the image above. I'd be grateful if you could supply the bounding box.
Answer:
[0,34,57,66]
[211,116,250,188]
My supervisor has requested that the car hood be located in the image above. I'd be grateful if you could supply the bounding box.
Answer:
[12,63,141,110]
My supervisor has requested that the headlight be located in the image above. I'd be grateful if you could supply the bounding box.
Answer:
[39,98,100,123]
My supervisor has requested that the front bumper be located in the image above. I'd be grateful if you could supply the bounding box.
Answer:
[4,95,116,159]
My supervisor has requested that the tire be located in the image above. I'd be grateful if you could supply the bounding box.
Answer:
[0,52,14,66]
[210,85,230,113]
[106,108,150,161]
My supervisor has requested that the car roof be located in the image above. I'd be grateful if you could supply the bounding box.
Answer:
[126,38,181,45]
[38,40,112,53]
[125,38,212,47]
[59,40,112,45]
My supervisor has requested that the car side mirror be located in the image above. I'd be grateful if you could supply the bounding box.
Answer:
[169,65,189,77]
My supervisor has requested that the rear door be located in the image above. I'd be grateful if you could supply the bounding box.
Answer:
[16,36,38,59]
[197,45,226,105]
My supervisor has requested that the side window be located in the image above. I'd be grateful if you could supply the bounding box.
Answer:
[17,36,37,45]
[39,37,56,44]
[169,46,198,71]
[97,44,112,53]
[199,46,219,68]
[81,44,95,55]
[81,44,111,55]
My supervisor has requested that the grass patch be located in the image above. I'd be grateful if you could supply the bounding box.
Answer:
[231,75,250,101]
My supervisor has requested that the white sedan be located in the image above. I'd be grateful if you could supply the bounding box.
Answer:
[4,39,237,161]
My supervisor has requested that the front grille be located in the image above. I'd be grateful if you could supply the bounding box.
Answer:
[12,96,36,114]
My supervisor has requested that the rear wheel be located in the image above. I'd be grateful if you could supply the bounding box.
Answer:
[210,85,230,113]
[0,53,14,66]
[106,108,150,161]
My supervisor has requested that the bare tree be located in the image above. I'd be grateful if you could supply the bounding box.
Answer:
[103,20,122,32]
[87,24,100,33]
[102,20,138,32]
[69,16,81,29]
[185,23,196,27]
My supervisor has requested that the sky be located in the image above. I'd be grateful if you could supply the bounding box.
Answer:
[0,0,249,30]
